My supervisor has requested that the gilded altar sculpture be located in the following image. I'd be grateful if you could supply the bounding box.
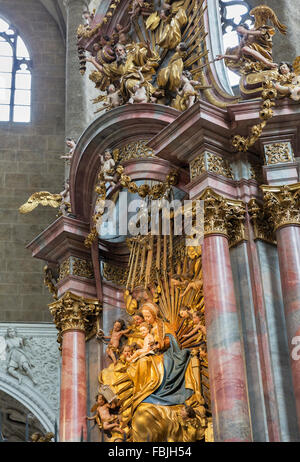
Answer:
[92,221,211,442]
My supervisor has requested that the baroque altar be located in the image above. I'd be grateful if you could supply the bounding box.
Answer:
[21,0,300,443]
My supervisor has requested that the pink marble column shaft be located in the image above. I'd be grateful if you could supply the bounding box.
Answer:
[276,225,300,430]
[203,234,252,441]
[59,329,87,442]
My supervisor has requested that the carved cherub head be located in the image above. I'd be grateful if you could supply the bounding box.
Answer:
[278,61,293,75]
[96,393,107,406]
[113,318,126,332]
[108,84,116,93]
[104,148,113,160]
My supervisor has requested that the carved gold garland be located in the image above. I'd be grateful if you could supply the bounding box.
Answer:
[85,167,179,247]
[232,79,277,152]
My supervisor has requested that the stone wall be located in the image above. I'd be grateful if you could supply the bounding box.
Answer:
[0,0,65,322]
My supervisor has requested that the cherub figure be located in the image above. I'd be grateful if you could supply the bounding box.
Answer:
[273,61,300,102]
[97,319,131,364]
[176,70,203,109]
[61,138,76,161]
[128,0,152,20]
[87,393,122,434]
[178,405,206,442]
[113,23,131,45]
[179,306,192,320]
[82,8,94,28]
[127,322,155,362]
[59,180,71,216]
[99,148,116,185]
[128,72,149,104]
[182,311,206,341]
[199,343,208,364]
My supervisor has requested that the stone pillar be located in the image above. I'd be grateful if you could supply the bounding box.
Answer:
[201,189,252,441]
[49,291,101,441]
[261,183,300,431]
[63,0,88,141]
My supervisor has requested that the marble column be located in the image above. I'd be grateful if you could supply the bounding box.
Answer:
[201,189,252,441]
[60,329,87,441]
[262,183,300,431]
[49,291,101,441]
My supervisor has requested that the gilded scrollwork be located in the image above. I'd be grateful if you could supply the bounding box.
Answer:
[58,257,94,281]
[264,142,294,165]
[261,183,300,232]
[49,291,101,337]
[117,140,155,162]
[103,262,129,287]
[190,152,234,180]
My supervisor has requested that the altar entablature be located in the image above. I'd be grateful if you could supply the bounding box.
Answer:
[27,216,97,300]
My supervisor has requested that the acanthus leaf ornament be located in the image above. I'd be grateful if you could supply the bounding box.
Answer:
[260,183,300,232]
[201,188,247,247]
[49,291,101,338]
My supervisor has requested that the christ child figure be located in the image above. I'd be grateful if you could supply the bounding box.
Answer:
[100,148,116,184]
[128,322,155,362]
[103,319,131,364]
[86,393,122,433]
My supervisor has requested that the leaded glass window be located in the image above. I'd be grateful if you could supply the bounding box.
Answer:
[0,16,32,122]
[219,0,254,86]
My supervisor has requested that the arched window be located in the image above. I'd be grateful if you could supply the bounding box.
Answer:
[0,16,32,122]
[219,0,254,87]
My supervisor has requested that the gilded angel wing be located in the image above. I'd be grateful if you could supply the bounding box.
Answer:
[19,191,62,214]
[250,6,287,34]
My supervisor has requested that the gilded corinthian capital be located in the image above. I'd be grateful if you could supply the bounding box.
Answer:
[261,183,300,232]
[49,291,101,337]
[200,189,246,247]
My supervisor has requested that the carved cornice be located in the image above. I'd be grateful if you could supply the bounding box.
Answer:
[261,183,300,232]
[264,142,294,165]
[200,188,247,247]
[248,199,276,245]
[190,152,234,180]
[49,292,101,337]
